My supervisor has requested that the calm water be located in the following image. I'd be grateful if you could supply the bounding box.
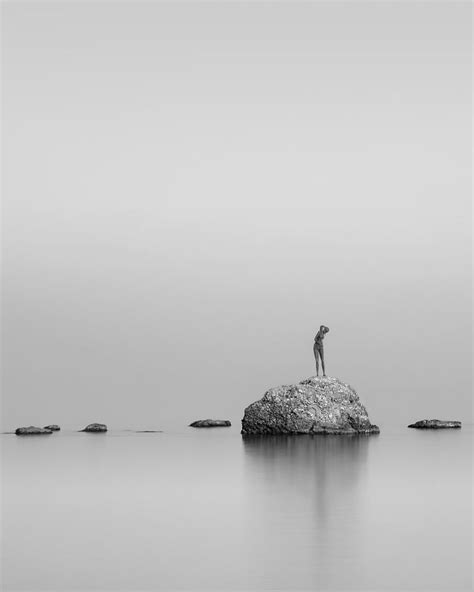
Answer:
[2,424,472,591]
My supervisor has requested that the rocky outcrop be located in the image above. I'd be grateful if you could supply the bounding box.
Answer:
[15,426,53,435]
[44,425,60,431]
[80,423,107,432]
[241,376,379,435]
[408,419,461,429]
[189,419,231,428]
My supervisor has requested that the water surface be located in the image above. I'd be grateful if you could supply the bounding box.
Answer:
[2,424,472,591]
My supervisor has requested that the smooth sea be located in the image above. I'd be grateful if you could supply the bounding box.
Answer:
[2,422,472,591]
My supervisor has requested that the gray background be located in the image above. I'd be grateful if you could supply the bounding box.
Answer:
[2,1,471,430]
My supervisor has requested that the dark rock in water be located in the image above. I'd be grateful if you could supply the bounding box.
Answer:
[44,424,60,431]
[408,419,461,429]
[189,419,231,428]
[15,426,53,435]
[80,423,107,433]
[241,376,379,435]
[123,429,163,433]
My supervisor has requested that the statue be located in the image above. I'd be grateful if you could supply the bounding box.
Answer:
[313,325,329,376]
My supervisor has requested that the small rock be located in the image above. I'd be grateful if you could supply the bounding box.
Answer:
[408,419,461,429]
[44,424,60,431]
[15,426,53,435]
[80,423,107,433]
[189,419,231,428]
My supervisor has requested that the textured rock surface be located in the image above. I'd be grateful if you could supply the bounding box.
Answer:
[80,423,107,432]
[44,424,60,431]
[241,376,379,435]
[15,426,53,435]
[408,419,461,429]
[189,419,231,428]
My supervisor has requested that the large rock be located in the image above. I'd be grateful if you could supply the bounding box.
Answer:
[15,426,53,435]
[44,424,60,431]
[241,376,379,435]
[408,419,461,429]
[80,423,107,433]
[189,419,231,428]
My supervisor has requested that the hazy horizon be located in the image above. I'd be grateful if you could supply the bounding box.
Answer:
[2,1,472,431]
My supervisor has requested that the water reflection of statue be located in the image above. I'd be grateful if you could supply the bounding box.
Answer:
[313,325,329,376]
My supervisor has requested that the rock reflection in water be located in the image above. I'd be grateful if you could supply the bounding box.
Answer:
[241,434,373,589]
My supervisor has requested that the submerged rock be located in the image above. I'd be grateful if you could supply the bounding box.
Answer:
[189,419,231,428]
[15,426,53,435]
[241,376,379,435]
[80,423,107,433]
[44,424,60,431]
[408,419,461,429]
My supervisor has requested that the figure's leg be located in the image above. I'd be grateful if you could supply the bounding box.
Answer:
[320,349,326,376]
[314,345,319,376]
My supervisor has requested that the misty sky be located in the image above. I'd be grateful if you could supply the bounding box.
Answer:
[2,1,471,430]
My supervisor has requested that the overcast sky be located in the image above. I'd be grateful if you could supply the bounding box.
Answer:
[2,1,471,430]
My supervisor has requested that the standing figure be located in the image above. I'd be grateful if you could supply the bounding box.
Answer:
[313,325,330,376]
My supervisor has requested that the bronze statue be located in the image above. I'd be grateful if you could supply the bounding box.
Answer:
[313,325,329,376]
